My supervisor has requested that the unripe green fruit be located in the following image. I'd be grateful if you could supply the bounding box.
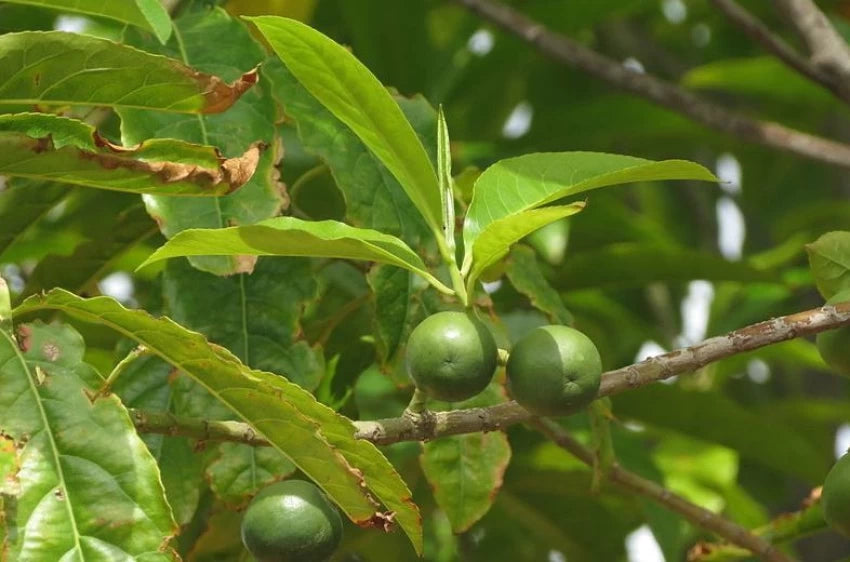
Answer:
[506,325,602,416]
[816,289,850,377]
[241,479,343,562]
[823,452,850,536]
[405,311,498,402]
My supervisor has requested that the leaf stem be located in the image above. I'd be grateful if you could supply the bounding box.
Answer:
[95,345,147,399]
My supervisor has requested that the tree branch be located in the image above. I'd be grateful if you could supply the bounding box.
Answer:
[131,302,850,446]
[530,418,792,562]
[453,0,850,169]
[708,0,847,101]
[689,490,826,561]
[774,0,850,78]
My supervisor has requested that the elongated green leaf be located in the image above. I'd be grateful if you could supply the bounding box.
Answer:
[466,203,585,291]
[505,245,572,325]
[249,16,443,234]
[0,31,257,112]
[1,0,171,43]
[463,153,717,262]
[806,231,850,299]
[0,321,176,560]
[140,216,453,294]
[0,113,262,196]
[421,432,511,533]
[120,8,284,275]
[13,290,423,554]
[264,60,433,248]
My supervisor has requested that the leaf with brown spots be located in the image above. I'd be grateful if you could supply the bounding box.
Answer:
[0,113,262,196]
[0,320,177,560]
[0,31,258,112]
[14,289,423,554]
[118,8,286,275]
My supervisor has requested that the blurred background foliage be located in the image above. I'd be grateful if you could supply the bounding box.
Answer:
[2,0,850,560]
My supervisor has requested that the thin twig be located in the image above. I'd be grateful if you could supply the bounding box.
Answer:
[131,302,850,446]
[531,418,791,562]
[774,0,850,78]
[689,491,826,561]
[709,0,845,100]
[453,0,850,168]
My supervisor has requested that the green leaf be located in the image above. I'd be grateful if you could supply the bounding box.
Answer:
[249,16,443,235]
[0,31,258,111]
[1,0,172,43]
[613,384,828,483]
[463,152,717,265]
[163,258,324,390]
[112,353,204,527]
[0,321,176,560]
[806,231,850,299]
[0,181,68,259]
[466,203,585,291]
[437,105,456,250]
[140,216,453,295]
[553,244,774,289]
[265,60,432,248]
[205,443,296,506]
[13,290,423,554]
[0,276,10,329]
[367,265,416,363]
[119,8,284,275]
[504,245,572,325]
[0,113,262,196]
[421,432,512,533]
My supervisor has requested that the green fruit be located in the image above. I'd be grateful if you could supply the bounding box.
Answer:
[816,288,850,377]
[506,325,602,416]
[823,452,850,536]
[241,479,343,562]
[405,311,498,401]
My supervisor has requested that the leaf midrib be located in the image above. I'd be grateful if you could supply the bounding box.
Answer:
[1,329,84,561]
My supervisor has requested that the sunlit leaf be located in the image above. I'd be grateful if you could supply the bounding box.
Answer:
[463,153,716,269]
[250,16,443,235]
[0,321,176,560]
[13,290,423,554]
[140,216,453,295]
[0,31,257,111]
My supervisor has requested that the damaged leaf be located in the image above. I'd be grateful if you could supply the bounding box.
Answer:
[0,113,262,195]
[14,289,424,554]
[119,8,284,276]
[0,320,176,560]
[0,31,258,112]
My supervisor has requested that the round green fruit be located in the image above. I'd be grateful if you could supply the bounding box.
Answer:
[823,452,850,536]
[816,288,850,377]
[506,325,602,416]
[240,479,343,562]
[405,311,498,402]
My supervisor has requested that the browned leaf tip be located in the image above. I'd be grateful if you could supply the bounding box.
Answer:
[356,510,397,533]
[686,542,717,561]
[200,66,260,114]
[79,139,265,194]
